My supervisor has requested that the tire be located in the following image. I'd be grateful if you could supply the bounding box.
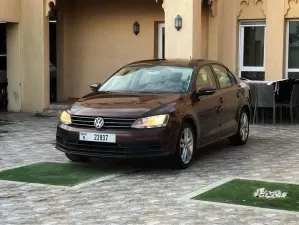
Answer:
[65,153,90,162]
[229,109,250,146]
[172,123,196,169]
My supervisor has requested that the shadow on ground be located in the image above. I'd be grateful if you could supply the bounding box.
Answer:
[83,139,244,172]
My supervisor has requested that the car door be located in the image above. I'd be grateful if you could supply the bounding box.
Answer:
[211,64,240,136]
[193,65,223,145]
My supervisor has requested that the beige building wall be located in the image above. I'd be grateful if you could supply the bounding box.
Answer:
[207,0,222,61]
[57,0,164,100]
[162,0,299,80]
[201,2,209,59]
[0,0,21,22]
[21,0,50,112]
[163,0,238,73]
[1,0,22,111]
[4,0,299,112]
[164,0,202,59]
[265,0,285,81]
[6,23,22,112]
[236,0,299,80]
[219,0,238,74]
[3,0,50,112]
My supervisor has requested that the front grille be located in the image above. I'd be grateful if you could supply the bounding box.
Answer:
[70,115,136,129]
[56,137,164,157]
[65,140,161,152]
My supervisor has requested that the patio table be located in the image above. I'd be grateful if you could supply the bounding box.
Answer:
[244,78,296,103]
[245,78,299,124]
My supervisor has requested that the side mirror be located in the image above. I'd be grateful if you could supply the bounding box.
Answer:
[90,83,101,92]
[196,86,217,97]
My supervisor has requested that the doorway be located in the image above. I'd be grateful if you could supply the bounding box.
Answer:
[157,22,165,59]
[49,17,57,102]
[0,22,7,111]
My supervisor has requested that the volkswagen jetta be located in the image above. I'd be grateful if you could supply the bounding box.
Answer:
[56,59,250,168]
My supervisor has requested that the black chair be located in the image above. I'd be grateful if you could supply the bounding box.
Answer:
[253,85,278,124]
[277,84,299,124]
[248,84,256,124]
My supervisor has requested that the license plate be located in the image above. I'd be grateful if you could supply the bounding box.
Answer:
[79,132,116,143]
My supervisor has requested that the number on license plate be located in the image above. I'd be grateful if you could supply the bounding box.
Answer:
[94,134,108,141]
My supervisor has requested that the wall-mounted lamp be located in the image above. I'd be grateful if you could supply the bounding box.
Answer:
[133,21,140,35]
[175,15,182,31]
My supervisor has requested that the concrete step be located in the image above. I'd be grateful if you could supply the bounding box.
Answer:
[35,103,72,117]
[48,103,70,110]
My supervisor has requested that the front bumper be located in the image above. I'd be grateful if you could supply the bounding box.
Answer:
[56,124,177,159]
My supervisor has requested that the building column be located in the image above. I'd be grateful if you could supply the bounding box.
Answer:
[164,0,202,59]
[265,1,285,81]
[218,0,238,73]
[6,23,22,112]
[208,1,221,61]
[20,0,50,112]
[56,0,70,102]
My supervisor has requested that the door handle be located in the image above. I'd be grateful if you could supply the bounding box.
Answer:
[220,97,224,104]
[237,92,240,98]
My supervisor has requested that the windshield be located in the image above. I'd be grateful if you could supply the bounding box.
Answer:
[99,66,194,93]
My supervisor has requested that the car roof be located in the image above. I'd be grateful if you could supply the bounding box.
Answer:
[126,59,221,68]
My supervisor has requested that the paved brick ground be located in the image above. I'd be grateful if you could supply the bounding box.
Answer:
[1,113,299,225]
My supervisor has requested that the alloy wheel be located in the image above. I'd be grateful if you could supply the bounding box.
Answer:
[240,112,249,142]
[180,127,194,164]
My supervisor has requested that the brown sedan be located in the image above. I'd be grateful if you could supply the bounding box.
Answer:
[56,59,250,168]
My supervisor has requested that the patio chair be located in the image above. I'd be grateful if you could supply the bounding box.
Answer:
[253,85,277,124]
[276,84,299,124]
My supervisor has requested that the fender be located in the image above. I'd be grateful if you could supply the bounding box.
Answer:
[182,113,201,149]
[237,104,251,122]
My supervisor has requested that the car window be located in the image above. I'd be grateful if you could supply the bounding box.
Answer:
[196,66,217,89]
[228,70,237,85]
[212,64,233,89]
[137,73,151,87]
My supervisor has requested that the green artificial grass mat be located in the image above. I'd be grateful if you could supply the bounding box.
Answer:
[194,179,299,212]
[0,162,119,186]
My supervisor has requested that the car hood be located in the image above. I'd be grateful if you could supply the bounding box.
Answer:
[69,92,183,118]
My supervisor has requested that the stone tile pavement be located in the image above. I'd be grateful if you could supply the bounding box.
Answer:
[0,112,299,224]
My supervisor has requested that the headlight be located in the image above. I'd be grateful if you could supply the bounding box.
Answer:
[131,115,169,129]
[60,111,72,125]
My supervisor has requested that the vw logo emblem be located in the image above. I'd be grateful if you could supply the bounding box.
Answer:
[94,117,105,129]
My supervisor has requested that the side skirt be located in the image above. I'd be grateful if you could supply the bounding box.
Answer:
[197,132,238,150]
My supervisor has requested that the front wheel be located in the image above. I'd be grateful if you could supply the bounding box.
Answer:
[172,123,196,169]
[229,109,249,145]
